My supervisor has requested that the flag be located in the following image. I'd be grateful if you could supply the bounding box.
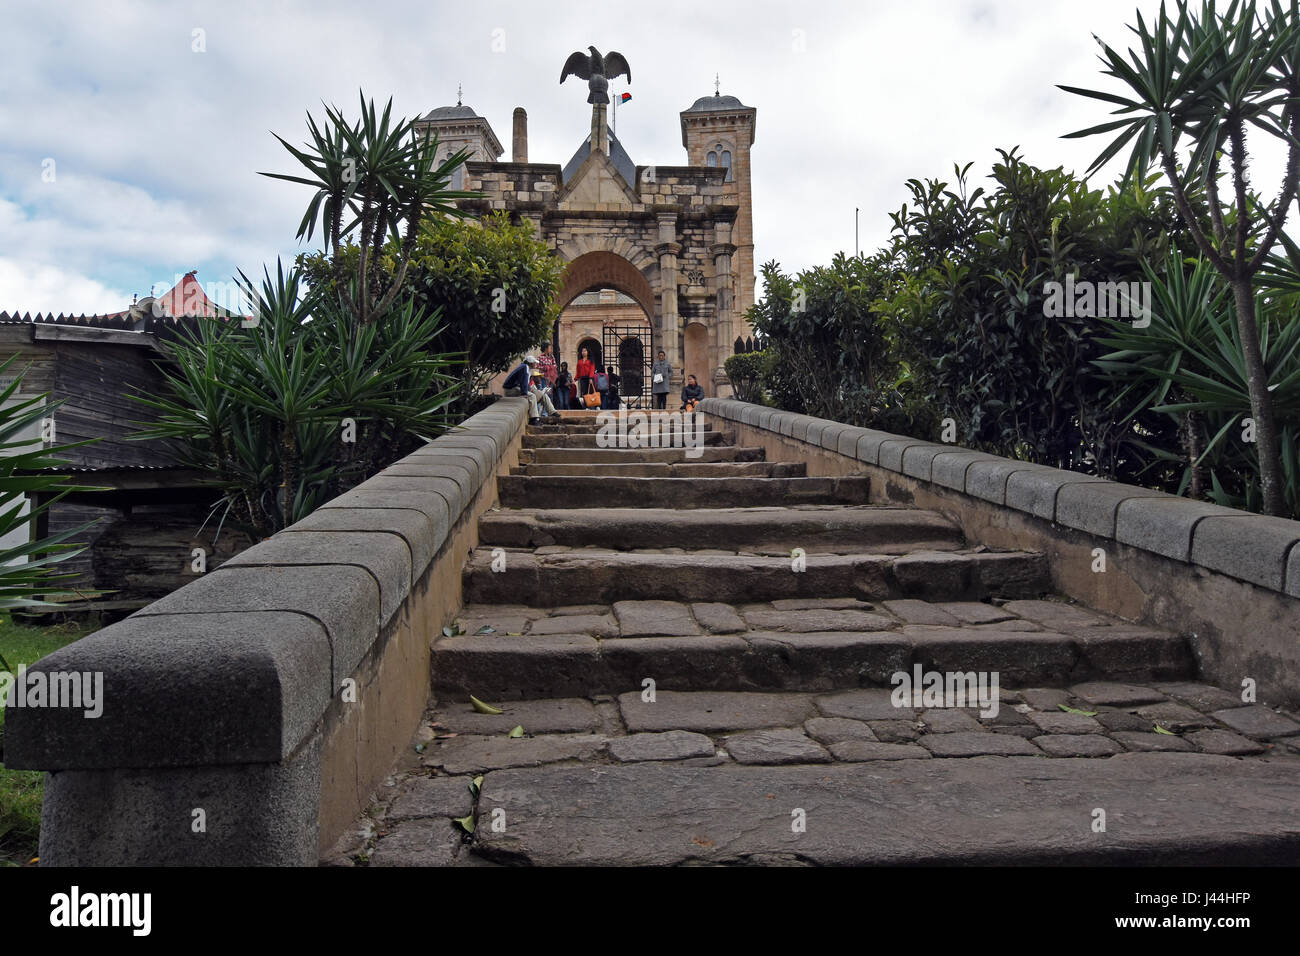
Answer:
[619,92,632,103]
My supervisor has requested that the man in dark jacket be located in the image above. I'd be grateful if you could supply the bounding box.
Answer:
[504,355,558,423]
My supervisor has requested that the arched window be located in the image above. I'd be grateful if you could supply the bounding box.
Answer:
[706,144,733,182]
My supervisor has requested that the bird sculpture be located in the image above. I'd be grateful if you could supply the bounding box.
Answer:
[560,46,632,105]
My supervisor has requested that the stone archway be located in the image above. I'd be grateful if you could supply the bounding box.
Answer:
[557,250,656,319]
[683,322,710,397]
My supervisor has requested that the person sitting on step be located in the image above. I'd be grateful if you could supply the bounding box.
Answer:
[503,355,559,423]
[680,373,704,412]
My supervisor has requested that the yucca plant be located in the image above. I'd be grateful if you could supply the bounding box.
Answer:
[1062,0,1300,515]
[261,92,477,326]
[132,263,460,538]
[1097,249,1300,515]
[0,357,98,608]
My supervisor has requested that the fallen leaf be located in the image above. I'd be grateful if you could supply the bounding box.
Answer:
[470,695,504,715]
[1154,725,1176,735]
[453,814,476,834]
[508,725,525,738]
[414,742,426,753]
[469,775,484,797]
[475,625,496,635]
[1058,703,1099,717]
[435,733,459,739]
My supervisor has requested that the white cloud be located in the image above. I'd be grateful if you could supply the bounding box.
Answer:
[0,0,1291,307]
[0,258,129,316]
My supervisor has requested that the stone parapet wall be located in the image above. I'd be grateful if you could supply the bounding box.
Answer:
[701,398,1300,709]
[4,398,532,866]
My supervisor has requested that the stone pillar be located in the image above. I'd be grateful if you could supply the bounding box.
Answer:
[591,104,609,155]
[655,212,682,381]
[712,234,737,394]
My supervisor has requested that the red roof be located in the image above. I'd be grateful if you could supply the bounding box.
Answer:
[102,271,241,320]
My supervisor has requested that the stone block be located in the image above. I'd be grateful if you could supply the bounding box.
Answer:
[3,612,331,770]
[818,421,849,454]
[618,690,814,733]
[1190,514,1300,591]
[137,564,379,686]
[879,438,924,473]
[964,459,1038,506]
[1115,496,1243,563]
[323,488,451,556]
[901,443,949,482]
[1005,467,1111,523]
[224,530,411,623]
[930,451,1000,491]
[287,507,437,579]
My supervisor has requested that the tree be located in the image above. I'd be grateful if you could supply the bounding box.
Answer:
[261,92,475,327]
[1062,0,1300,515]
[300,212,565,411]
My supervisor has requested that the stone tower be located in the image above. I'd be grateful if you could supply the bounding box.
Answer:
[412,101,503,189]
[680,92,757,336]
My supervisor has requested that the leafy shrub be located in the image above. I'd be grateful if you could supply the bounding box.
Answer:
[723,351,767,404]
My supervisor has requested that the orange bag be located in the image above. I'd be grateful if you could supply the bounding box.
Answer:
[582,381,601,409]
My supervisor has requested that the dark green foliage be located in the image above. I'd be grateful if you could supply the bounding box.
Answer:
[133,264,458,539]
[723,351,767,404]
[301,212,565,414]
[750,150,1190,475]
[0,358,97,608]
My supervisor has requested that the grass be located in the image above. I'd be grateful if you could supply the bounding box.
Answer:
[0,614,95,866]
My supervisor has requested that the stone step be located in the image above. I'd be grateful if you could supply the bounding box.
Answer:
[509,461,807,478]
[468,755,1300,865]
[519,446,767,464]
[525,414,711,435]
[355,681,1299,867]
[461,547,1050,607]
[522,430,736,448]
[496,474,869,509]
[477,506,964,552]
[431,603,1191,698]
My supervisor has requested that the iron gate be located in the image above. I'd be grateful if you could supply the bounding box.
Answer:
[602,325,653,408]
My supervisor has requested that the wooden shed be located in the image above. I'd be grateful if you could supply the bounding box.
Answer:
[0,275,253,613]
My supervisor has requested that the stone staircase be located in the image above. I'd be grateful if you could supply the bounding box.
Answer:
[333,411,1300,867]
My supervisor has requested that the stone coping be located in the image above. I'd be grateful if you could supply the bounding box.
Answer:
[700,398,1300,600]
[3,398,531,772]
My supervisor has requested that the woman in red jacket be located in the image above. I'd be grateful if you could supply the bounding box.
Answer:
[575,348,596,406]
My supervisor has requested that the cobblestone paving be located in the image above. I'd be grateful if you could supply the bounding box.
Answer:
[452,595,1153,638]
[325,677,1300,866]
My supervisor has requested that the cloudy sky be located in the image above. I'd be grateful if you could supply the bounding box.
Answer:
[0,0,1275,315]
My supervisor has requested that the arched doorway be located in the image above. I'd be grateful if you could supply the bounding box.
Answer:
[576,337,603,373]
[616,335,647,407]
[556,251,656,406]
[683,322,709,398]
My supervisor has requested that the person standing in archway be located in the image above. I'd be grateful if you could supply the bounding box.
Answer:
[651,349,672,410]
[554,361,572,410]
[576,347,597,407]
[537,342,557,388]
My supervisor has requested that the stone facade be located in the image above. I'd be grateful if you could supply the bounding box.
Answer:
[413,88,756,399]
